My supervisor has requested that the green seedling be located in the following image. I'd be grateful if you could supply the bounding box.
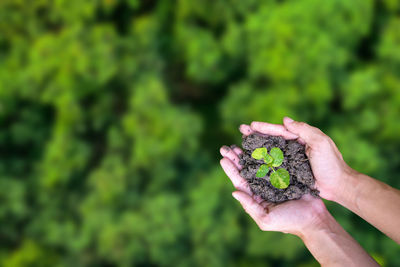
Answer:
[251,147,290,189]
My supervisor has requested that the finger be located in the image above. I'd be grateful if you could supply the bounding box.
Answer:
[223,146,266,204]
[239,124,254,136]
[254,194,266,204]
[300,194,314,201]
[220,146,242,169]
[259,200,276,214]
[220,158,252,195]
[260,200,275,209]
[297,138,306,145]
[230,145,243,155]
[250,121,299,140]
[232,191,266,226]
[219,155,264,203]
[283,117,326,147]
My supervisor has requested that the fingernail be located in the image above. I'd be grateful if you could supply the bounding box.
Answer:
[285,116,294,123]
[222,145,230,152]
[232,192,239,201]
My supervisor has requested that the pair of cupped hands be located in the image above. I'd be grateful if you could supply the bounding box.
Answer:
[219,117,354,238]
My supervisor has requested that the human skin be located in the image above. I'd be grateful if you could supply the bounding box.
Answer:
[219,118,381,266]
[278,117,400,244]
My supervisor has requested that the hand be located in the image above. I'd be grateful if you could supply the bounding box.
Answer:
[219,145,327,237]
[243,117,355,201]
[220,128,379,266]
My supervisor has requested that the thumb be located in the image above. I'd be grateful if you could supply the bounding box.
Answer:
[232,191,266,227]
[283,117,325,147]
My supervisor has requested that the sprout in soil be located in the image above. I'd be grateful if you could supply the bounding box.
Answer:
[251,147,290,189]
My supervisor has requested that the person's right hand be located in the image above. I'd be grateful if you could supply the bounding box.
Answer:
[241,117,356,201]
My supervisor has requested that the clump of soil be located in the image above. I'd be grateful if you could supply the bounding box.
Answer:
[239,134,319,203]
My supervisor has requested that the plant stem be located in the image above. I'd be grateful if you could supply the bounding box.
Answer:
[271,166,276,172]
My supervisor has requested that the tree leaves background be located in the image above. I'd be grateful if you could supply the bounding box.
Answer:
[0,0,399,266]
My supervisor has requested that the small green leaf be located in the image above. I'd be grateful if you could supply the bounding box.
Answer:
[269,168,290,189]
[270,147,284,167]
[256,164,269,178]
[252,147,268,160]
[263,154,273,164]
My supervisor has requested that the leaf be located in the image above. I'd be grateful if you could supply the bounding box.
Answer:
[263,153,273,164]
[269,168,290,189]
[269,147,284,167]
[251,147,268,160]
[256,164,269,178]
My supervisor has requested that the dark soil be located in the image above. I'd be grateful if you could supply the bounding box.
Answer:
[239,134,319,203]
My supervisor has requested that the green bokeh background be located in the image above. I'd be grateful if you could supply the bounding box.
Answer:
[1,0,400,266]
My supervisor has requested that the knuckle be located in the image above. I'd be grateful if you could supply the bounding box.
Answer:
[313,136,329,148]
[295,121,307,129]
[234,181,248,192]
[312,127,328,139]
[228,151,239,161]
[251,122,264,131]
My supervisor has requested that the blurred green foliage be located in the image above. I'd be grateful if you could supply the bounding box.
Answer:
[0,0,400,266]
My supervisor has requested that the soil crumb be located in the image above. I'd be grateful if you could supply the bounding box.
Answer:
[239,134,319,203]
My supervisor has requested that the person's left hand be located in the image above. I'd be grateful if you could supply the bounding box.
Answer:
[219,143,328,237]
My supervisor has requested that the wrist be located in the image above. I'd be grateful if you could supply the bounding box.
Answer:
[297,205,379,267]
[298,205,342,248]
[296,200,333,240]
[328,167,361,206]
[330,167,362,207]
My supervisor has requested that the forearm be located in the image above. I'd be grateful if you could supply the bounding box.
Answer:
[299,210,378,267]
[334,171,400,243]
